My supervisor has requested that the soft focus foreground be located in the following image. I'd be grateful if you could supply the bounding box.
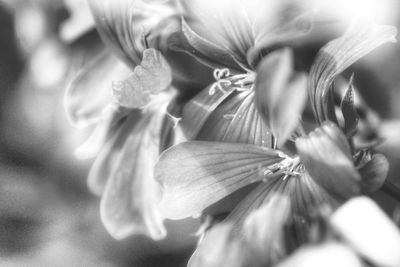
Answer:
[1,0,400,267]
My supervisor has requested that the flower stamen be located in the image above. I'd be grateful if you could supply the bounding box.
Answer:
[209,68,255,95]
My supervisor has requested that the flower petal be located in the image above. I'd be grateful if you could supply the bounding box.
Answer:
[247,0,313,67]
[296,122,361,200]
[309,18,396,124]
[64,49,130,128]
[189,194,290,267]
[168,18,243,71]
[155,141,283,219]
[180,0,254,68]
[330,197,400,267]
[112,48,172,109]
[276,242,363,267]
[226,171,338,246]
[88,0,178,69]
[242,194,290,264]
[100,93,173,240]
[74,104,129,159]
[197,90,273,147]
[359,153,389,193]
[255,48,307,147]
[188,223,249,267]
[180,84,237,140]
[87,110,141,195]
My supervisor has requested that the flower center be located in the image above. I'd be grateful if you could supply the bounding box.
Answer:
[260,153,304,182]
[208,68,255,95]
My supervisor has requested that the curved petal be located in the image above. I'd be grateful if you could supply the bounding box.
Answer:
[296,122,361,200]
[197,90,273,147]
[74,104,130,159]
[276,242,363,267]
[100,92,174,240]
[88,0,179,69]
[64,49,130,128]
[226,171,338,245]
[181,0,254,67]
[180,84,237,140]
[309,18,396,124]
[247,0,313,67]
[188,223,249,267]
[189,194,290,267]
[181,0,313,68]
[155,141,283,219]
[112,48,172,108]
[255,49,307,147]
[242,194,290,264]
[87,110,141,195]
[168,18,243,71]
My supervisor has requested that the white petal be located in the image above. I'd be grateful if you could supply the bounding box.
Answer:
[330,197,400,267]
[276,242,362,267]
[64,50,130,128]
[155,141,282,219]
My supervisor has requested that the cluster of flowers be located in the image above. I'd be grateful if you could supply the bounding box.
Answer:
[65,0,400,266]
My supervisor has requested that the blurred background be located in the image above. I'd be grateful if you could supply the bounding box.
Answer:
[0,0,400,266]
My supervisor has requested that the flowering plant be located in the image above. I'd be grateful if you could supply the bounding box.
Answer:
[65,0,400,266]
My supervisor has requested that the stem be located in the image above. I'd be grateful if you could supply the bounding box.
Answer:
[381,180,400,203]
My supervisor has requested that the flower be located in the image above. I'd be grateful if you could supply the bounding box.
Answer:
[64,0,186,240]
[155,18,395,255]
[167,0,315,146]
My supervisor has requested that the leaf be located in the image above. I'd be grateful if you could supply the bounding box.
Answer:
[255,48,308,147]
[168,18,243,71]
[99,93,173,240]
[340,74,359,137]
[330,197,400,267]
[197,90,273,147]
[309,19,397,124]
[155,141,283,219]
[112,48,172,109]
[296,122,361,200]
[359,153,389,193]
[180,84,237,140]
[64,49,130,128]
